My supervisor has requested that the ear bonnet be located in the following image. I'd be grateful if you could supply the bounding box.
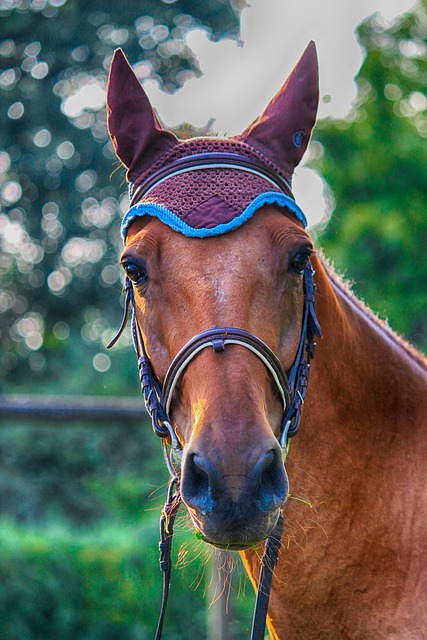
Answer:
[107,43,319,239]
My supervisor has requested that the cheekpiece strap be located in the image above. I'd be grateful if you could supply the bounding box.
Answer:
[107,278,171,441]
[281,263,322,440]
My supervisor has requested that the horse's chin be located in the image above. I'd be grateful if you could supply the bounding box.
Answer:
[205,540,252,551]
[190,507,281,551]
[201,538,254,551]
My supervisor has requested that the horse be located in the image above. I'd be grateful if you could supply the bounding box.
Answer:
[106,43,427,639]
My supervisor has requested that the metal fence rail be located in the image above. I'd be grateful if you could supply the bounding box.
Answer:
[0,394,148,423]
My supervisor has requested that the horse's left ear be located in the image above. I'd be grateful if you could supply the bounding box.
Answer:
[238,41,319,177]
[106,48,179,182]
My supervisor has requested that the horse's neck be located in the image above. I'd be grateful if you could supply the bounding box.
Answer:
[311,257,427,438]
[252,257,427,640]
[301,256,427,515]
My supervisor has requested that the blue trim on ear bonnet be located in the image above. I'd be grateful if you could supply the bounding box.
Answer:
[121,192,307,240]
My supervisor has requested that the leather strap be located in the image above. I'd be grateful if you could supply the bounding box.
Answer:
[281,264,322,439]
[155,476,181,640]
[130,152,295,206]
[162,326,291,419]
[250,513,284,640]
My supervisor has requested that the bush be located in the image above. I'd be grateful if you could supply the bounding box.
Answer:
[0,422,162,525]
[0,518,209,640]
[0,423,256,638]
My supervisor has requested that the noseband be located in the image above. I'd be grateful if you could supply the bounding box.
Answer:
[108,263,321,640]
[163,326,291,424]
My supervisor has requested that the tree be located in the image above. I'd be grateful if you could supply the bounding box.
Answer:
[0,0,243,388]
[313,1,427,352]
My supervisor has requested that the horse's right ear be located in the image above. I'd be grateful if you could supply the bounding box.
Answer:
[107,48,178,182]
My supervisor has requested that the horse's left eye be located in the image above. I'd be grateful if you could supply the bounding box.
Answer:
[290,252,310,275]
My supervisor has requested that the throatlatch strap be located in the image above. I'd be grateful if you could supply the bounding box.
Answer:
[251,514,284,640]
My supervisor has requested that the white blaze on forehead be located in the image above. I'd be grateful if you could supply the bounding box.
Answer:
[211,276,229,306]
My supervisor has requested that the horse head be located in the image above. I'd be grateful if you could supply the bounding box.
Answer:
[107,43,319,550]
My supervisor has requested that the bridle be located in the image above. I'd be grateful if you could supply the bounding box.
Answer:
[107,153,322,640]
[108,266,321,639]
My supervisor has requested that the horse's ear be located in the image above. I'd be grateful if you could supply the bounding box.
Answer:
[239,41,319,177]
[106,48,178,181]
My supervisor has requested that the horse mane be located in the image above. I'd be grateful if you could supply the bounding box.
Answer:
[319,253,427,372]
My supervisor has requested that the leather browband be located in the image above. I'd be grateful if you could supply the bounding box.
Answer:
[130,152,295,206]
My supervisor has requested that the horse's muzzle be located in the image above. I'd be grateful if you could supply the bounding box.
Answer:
[180,444,288,549]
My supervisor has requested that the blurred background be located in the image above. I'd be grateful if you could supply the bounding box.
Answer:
[0,0,426,638]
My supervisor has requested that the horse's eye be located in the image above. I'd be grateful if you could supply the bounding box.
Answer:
[290,252,310,275]
[122,261,147,284]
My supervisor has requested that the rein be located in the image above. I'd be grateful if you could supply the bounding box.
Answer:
[107,262,321,639]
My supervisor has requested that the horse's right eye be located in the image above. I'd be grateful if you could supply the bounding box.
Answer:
[122,261,147,284]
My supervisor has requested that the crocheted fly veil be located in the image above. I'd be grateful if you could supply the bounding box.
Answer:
[107,43,319,238]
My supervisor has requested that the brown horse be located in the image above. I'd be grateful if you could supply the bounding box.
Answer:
[107,44,427,639]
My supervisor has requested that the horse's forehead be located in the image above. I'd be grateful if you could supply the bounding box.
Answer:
[126,208,309,268]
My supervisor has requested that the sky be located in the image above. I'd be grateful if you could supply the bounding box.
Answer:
[142,0,417,227]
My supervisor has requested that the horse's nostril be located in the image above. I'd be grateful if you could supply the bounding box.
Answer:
[193,453,211,477]
[181,452,213,514]
[254,449,275,488]
[255,448,288,510]
[192,454,211,493]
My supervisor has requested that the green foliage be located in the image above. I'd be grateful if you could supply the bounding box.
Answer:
[313,2,427,351]
[0,5,255,635]
[0,421,165,524]
[0,420,256,637]
[2,1,427,638]
[0,519,209,639]
[0,0,242,383]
